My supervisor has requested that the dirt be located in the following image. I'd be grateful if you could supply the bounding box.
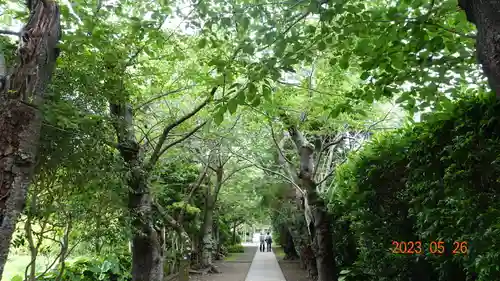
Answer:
[189,246,257,281]
[275,249,312,281]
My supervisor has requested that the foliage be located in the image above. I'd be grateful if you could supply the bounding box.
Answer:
[226,244,244,254]
[11,253,132,281]
[332,94,500,281]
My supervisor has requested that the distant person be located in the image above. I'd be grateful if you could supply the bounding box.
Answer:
[265,232,273,252]
[259,232,266,252]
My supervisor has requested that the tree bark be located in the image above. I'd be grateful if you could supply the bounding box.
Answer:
[287,126,337,281]
[200,192,215,267]
[125,151,164,281]
[110,103,163,281]
[0,1,61,277]
[282,227,298,260]
[458,0,500,96]
[288,214,317,278]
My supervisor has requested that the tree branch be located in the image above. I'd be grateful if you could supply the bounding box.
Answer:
[178,163,210,224]
[277,136,300,184]
[228,147,305,194]
[153,200,191,248]
[316,146,362,186]
[0,29,20,36]
[145,87,217,171]
[221,164,253,185]
[135,85,195,110]
[156,120,208,159]
[268,120,294,166]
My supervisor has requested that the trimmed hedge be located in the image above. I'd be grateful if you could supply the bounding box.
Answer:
[332,95,500,281]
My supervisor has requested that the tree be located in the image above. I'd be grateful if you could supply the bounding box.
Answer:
[458,0,500,97]
[0,0,61,276]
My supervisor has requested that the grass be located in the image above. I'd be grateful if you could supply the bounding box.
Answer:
[273,246,285,259]
[3,254,54,281]
[224,253,238,261]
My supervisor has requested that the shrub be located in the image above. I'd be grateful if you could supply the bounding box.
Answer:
[226,244,244,253]
[332,95,500,281]
[30,253,131,281]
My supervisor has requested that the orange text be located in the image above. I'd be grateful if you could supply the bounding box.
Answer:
[391,241,468,255]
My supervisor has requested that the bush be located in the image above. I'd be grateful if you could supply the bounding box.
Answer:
[332,95,500,281]
[28,253,132,281]
[226,244,244,253]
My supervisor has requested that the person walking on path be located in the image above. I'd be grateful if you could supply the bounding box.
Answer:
[259,232,266,252]
[265,232,273,252]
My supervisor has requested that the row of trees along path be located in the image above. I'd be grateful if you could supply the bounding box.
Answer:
[0,0,498,281]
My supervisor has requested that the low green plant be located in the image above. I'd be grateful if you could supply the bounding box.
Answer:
[226,244,244,253]
[17,253,132,281]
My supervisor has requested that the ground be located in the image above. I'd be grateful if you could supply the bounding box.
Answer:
[190,246,256,281]
[190,244,311,281]
[274,247,311,281]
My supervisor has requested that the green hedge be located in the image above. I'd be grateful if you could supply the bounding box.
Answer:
[227,244,244,253]
[332,95,500,281]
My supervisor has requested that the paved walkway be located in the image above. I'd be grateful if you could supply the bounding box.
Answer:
[244,246,286,281]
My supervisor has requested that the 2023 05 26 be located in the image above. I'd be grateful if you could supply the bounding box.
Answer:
[391,241,468,255]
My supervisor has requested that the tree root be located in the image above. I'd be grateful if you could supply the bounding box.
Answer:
[189,264,221,275]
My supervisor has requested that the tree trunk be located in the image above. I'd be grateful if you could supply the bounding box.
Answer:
[282,227,298,260]
[307,193,335,281]
[288,211,317,278]
[200,194,214,267]
[110,102,163,281]
[124,150,165,281]
[199,167,223,268]
[214,222,221,260]
[25,217,37,281]
[288,126,337,281]
[458,0,500,96]
[127,164,163,281]
[232,221,237,244]
[0,1,61,277]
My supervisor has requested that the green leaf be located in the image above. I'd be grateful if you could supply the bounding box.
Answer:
[221,17,231,27]
[274,41,287,57]
[339,269,351,275]
[198,38,207,49]
[395,92,411,103]
[251,97,261,107]
[330,107,341,118]
[262,84,272,101]
[339,53,350,69]
[307,1,319,13]
[329,58,337,66]
[429,36,444,51]
[214,106,226,124]
[241,17,250,31]
[360,71,370,80]
[318,41,327,51]
[242,43,255,55]
[228,98,238,114]
[306,25,317,34]
[248,82,257,96]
